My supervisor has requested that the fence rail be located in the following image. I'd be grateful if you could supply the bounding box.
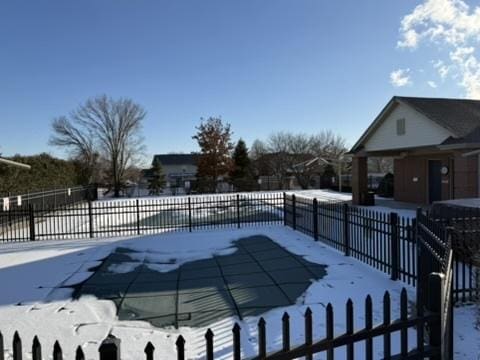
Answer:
[1,288,441,360]
[284,194,479,304]
[0,193,284,242]
[0,186,96,210]
[0,192,461,359]
[285,194,416,283]
[1,191,478,304]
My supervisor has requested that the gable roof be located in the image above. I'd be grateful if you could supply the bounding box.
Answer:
[152,153,200,166]
[350,96,480,153]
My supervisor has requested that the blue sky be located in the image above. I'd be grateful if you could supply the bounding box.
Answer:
[1,0,479,161]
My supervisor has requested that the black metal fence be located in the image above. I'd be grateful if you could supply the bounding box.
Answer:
[0,192,460,359]
[0,193,284,242]
[430,205,480,303]
[0,186,97,242]
[284,194,479,304]
[285,194,416,284]
[2,288,443,360]
[416,209,454,360]
[0,186,96,210]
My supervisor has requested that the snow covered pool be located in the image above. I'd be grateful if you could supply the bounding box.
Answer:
[74,236,327,328]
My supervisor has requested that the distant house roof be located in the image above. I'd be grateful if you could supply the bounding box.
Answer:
[152,153,200,166]
[350,96,480,153]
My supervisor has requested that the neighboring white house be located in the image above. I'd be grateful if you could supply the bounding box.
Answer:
[144,154,200,195]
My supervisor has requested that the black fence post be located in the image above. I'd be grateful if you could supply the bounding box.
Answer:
[136,199,141,235]
[236,194,241,228]
[292,194,297,230]
[0,331,4,360]
[53,341,62,360]
[258,318,266,359]
[282,312,290,352]
[99,335,120,360]
[205,329,214,360]
[283,192,287,226]
[188,197,192,232]
[75,346,85,360]
[144,342,155,360]
[313,198,318,241]
[32,336,41,360]
[304,307,313,360]
[88,201,94,239]
[426,273,443,360]
[232,323,241,360]
[326,304,333,360]
[13,332,21,360]
[346,299,354,360]
[415,208,423,309]
[343,204,350,256]
[92,185,99,201]
[29,204,35,241]
[390,212,399,281]
[176,335,185,360]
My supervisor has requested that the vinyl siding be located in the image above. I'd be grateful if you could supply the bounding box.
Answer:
[363,102,453,152]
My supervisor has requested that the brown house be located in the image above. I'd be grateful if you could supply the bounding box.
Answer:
[350,96,480,205]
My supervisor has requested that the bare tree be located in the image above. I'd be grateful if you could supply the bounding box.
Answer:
[369,157,393,174]
[51,116,99,183]
[250,139,268,161]
[50,95,146,197]
[252,130,348,189]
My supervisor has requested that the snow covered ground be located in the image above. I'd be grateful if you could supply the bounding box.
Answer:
[455,304,480,360]
[0,226,423,359]
[285,189,352,203]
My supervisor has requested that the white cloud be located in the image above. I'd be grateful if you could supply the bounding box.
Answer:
[449,46,480,97]
[390,68,412,87]
[397,0,480,98]
[398,29,419,48]
[427,80,438,88]
[433,60,451,79]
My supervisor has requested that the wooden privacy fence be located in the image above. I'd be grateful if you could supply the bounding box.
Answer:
[1,288,444,360]
[284,193,479,304]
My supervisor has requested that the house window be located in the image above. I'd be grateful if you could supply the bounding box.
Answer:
[396,118,406,135]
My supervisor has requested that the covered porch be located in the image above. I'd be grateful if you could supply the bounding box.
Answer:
[352,146,479,206]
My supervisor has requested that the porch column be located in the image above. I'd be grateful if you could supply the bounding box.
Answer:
[352,155,368,205]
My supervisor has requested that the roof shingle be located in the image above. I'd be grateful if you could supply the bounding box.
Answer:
[152,154,200,166]
[396,96,480,141]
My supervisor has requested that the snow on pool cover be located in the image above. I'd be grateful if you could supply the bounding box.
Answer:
[73,235,327,328]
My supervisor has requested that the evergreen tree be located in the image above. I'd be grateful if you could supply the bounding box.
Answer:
[148,159,166,195]
[192,117,233,193]
[230,139,255,191]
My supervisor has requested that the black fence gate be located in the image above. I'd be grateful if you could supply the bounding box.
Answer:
[416,209,454,360]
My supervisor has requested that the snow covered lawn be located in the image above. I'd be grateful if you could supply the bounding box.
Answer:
[0,225,477,359]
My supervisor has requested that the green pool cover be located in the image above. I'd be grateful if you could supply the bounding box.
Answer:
[73,235,327,328]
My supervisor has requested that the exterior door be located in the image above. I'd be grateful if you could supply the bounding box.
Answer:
[428,160,442,203]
